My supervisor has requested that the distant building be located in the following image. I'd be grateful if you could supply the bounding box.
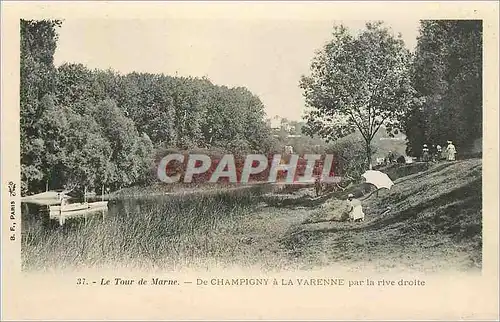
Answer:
[269,116,282,130]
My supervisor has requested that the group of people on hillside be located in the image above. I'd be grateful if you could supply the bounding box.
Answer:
[384,151,406,165]
[422,140,457,162]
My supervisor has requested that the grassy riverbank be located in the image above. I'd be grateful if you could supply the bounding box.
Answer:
[22,159,482,273]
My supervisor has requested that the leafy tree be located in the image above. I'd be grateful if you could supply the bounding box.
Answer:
[55,63,94,107]
[231,87,273,153]
[200,84,238,148]
[63,110,112,191]
[20,19,62,192]
[404,20,482,156]
[36,94,69,189]
[20,19,277,194]
[300,21,416,168]
[123,73,178,147]
[326,132,377,181]
[92,99,152,190]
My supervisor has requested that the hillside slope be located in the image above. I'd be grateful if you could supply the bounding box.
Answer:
[21,159,482,273]
[278,159,482,272]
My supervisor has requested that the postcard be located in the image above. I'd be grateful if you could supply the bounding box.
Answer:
[1,1,499,320]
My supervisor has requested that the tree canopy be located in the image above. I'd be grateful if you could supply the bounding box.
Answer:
[20,19,275,194]
[300,21,417,167]
[403,20,482,157]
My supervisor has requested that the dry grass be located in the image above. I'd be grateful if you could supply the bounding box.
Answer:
[22,184,278,271]
[281,159,482,273]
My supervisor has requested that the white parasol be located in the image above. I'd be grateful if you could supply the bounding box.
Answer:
[361,170,394,190]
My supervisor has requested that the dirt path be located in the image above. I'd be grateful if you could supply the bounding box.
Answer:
[215,202,312,271]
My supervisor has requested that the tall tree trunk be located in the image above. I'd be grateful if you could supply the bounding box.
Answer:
[365,140,372,170]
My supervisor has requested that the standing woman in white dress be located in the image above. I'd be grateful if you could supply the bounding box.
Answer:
[445,140,457,161]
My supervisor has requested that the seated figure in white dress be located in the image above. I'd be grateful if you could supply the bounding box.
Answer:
[347,193,365,222]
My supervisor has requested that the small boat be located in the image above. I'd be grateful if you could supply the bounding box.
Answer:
[50,202,90,212]
[22,189,73,206]
[21,198,65,206]
[21,189,72,200]
[88,201,108,209]
[50,200,109,213]
[49,200,109,225]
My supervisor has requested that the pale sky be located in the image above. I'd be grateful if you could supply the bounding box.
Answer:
[53,18,421,121]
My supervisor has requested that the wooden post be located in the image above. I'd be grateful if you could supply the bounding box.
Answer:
[59,204,64,226]
[102,184,104,201]
[59,195,64,226]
